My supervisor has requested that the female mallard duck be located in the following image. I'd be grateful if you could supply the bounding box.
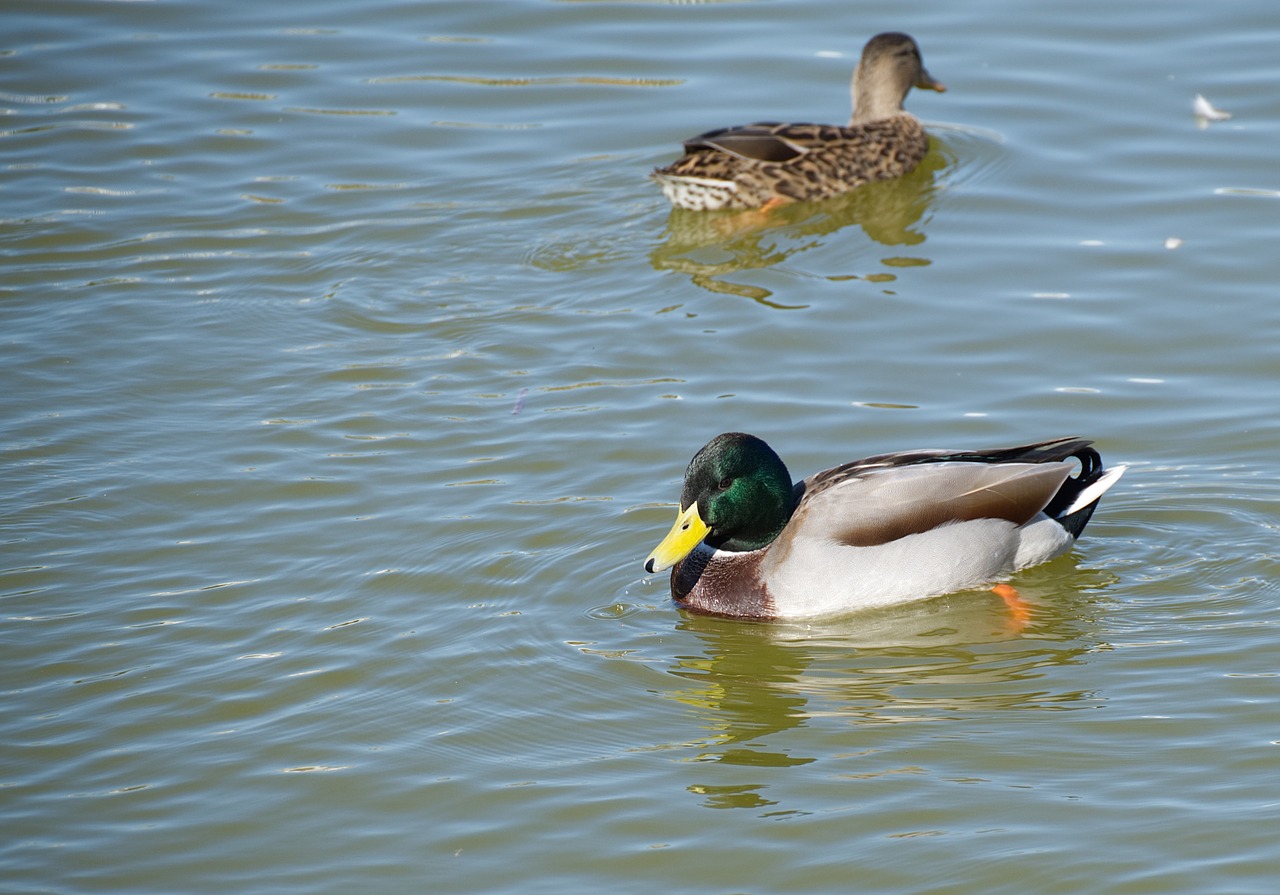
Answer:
[644,433,1126,619]
[652,32,946,211]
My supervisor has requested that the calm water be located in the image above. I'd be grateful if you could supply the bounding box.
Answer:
[3,1,1278,892]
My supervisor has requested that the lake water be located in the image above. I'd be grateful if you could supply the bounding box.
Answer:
[3,1,1278,892]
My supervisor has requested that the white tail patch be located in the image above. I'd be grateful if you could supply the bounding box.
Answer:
[1060,465,1127,517]
[652,173,740,211]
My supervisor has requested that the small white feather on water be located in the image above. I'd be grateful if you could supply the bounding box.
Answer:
[1193,93,1231,129]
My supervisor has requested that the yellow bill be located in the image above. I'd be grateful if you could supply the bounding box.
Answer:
[644,501,710,573]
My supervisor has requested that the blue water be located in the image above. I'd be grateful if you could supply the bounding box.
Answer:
[3,1,1279,893]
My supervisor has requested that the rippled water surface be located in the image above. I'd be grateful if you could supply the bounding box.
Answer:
[3,1,1279,893]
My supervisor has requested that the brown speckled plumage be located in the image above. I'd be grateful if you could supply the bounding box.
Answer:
[652,32,946,211]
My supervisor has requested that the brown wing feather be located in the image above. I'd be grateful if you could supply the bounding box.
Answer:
[684,124,808,162]
[790,461,1074,549]
[798,437,1093,501]
[680,123,866,164]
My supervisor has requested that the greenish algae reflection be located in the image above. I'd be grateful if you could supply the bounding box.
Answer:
[658,572,1113,811]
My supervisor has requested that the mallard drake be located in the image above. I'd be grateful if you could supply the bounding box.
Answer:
[652,32,946,211]
[644,433,1126,619]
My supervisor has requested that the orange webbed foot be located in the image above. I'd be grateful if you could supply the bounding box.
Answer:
[992,583,1032,633]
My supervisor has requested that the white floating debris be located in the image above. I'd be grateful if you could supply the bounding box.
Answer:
[1193,93,1231,128]
[1213,187,1280,198]
[1164,237,1183,250]
[1033,292,1071,299]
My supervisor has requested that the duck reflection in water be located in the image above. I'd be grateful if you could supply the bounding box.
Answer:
[650,148,950,306]
[661,580,1110,812]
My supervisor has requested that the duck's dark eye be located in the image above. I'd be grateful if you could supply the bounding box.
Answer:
[717,477,734,491]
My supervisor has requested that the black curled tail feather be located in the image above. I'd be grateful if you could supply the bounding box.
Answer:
[1043,444,1106,538]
